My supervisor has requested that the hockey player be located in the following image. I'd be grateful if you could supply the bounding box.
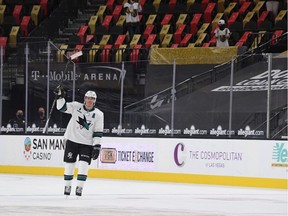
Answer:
[54,86,104,197]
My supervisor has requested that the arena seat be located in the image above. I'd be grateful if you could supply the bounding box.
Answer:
[197,23,210,36]
[101,44,112,62]
[236,31,252,46]
[153,0,161,12]
[146,14,157,28]
[106,0,115,13]
[159,24,171,42]
[0,4,7,24]
[12,4,23,24]
[0,36,7,57]
[116,15,126,27]
[176,13,188,28]
[161,34,172,47]
[143,24,155,40]
[239,1,252,17]
[31,5,41,26]
[88,44,100,62]
[180,33,193,47]
[174,24,186,44]
[194,33,207,47]
[170,43,178,48]
[204,2,216,23]
[102,15,113,31]
[271,30,284,45]
[40,0,48,16]
[228,12,239,28]
[145,34,157,48]
[224,2,237,17]
[252,0,265,18]
[161,14,173,26]
[20,15,32,36]
[99,34,111,48]
[130,44,142,61]
[130,34,141,48]
[9,25,19,48]
[96,5,107,24]
[88,16,98,34]
[115,44,127,62]
[77,25,88,44]
[112,5,122,22]
[114,34,126,48]
[190,13,202,34]
[57,44,68,62]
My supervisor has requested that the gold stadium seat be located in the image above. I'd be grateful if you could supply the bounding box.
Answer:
[224,2,237,17]
[99,35,111,48]
[89,44,100,62]
[116,15,126,27]
[96,5,107,24]
[31,5,41,26]
[161,34,173,47]
[197,23,210,36]
[0,5,6,24]
[195,33,207,47]
[88,16,98,34]
[130,34,141,48]
[9,26,19,48]
[146,14,157,26]
[176,13,188,28]
[159,24,170,42]
[115,44,127,62]
[57,44,68,62]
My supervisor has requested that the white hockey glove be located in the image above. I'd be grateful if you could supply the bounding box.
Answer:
[91,144,101,160]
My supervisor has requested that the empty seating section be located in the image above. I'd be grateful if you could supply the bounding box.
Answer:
[0,0,286,62]
[0,0,57,51]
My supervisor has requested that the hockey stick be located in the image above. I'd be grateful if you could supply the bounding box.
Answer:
[42,51,83,134]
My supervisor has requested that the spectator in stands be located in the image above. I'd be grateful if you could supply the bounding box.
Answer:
[266,0,280,18]
[34,106,46,128]
[124,0,142,40]
[8,109,25,129]
[214,19,231,47]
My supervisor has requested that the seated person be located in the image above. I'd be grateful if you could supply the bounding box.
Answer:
[8,109,25,129]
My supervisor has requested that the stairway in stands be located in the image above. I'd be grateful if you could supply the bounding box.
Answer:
[53,1,101,47]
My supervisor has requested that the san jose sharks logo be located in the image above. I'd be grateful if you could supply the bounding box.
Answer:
[77,115,91,130]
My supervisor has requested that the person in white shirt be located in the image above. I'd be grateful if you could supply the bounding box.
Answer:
[214,19,231,47]
[54,86,104,197]
[124,0,142,40]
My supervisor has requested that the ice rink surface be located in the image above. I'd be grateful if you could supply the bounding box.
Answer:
[0,174,287,216]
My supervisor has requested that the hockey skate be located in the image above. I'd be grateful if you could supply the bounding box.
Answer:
[75,186,83,197]
[64,186,71,196]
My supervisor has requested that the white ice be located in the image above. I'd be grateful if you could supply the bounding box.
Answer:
[0,174,287,216]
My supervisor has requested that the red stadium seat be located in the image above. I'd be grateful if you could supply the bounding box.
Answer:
[174,24,186,44]
[114,34,126,48]
[101,44,112,62]
[190,13,202,34]
[0,36,7,57]
[102,15,113,31]
[40,0,48,16]
[77,25,88,44]
[13,5,23,25]
[228,12,239,28]
[257,10,270,27]
[112,5,122,22]
[180,33,193,47]
[20,16,31,36]
[145,34,157,48]
[130,44,142,61]
[161,14,173,26]
[239,2,251,17]
[171,43,179,48]
[204,3,216,23]
[143,24,154,40]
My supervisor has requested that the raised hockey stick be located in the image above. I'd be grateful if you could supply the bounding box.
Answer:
[42,51,83,134]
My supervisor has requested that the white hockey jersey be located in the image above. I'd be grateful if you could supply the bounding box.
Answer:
[56,98,104,146]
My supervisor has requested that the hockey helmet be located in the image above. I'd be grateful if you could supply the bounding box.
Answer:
[84,90,97,105]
